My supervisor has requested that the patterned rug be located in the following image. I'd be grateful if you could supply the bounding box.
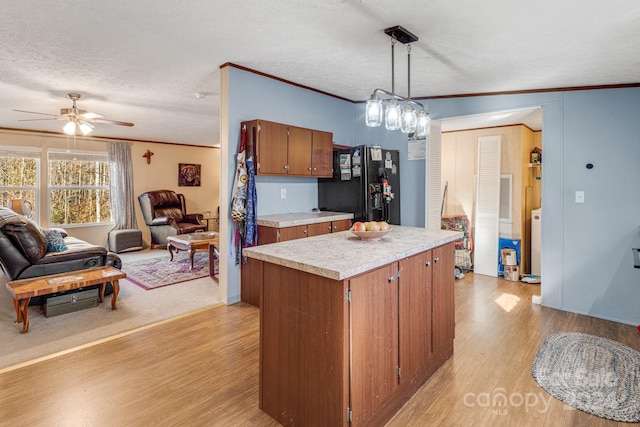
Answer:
[532,332,640,422]
[121,252,210,290]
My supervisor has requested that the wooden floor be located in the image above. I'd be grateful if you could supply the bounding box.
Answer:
[1,273,638,426]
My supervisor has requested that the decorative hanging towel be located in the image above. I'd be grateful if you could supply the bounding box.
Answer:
[245,142,258,247]
[231,124,248,265]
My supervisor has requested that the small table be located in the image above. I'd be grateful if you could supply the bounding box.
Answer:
[201,216,219,232]
[6,266,126,333]
[167,231,220,270]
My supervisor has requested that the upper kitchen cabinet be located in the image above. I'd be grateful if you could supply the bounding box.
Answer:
[242,119,333,178]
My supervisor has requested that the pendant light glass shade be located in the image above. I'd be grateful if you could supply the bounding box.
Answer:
[78,122,94,135]
[400,104,417,134]
[63,121,76,135]
[385,100,401,130]
[416,107,431,139]
[365,94,383,127]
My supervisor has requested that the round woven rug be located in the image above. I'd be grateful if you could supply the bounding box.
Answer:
[532,332,640,422]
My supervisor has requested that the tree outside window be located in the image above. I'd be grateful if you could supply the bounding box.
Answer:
[48,151,111,225]
[0,149,39,220]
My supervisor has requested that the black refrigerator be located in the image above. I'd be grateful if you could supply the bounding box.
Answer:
[317,145,401,225]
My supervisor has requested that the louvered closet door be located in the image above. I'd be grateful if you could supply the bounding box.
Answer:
[473,135,501,277]
[425,120,442,230]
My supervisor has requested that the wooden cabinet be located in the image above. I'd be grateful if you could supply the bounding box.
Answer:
[251,120,288,175]
[242,119,333,178]
[432,242,455,360]
[242,218,352,307]
[350,263,399,426]
[399,250,432,387]
[258,241,456,426]
[310,130,333,176]
[256,219,351,245]
[329,218,351,232]
[287,126,312,175]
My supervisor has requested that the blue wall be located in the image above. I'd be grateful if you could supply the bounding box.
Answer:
[224,66,640,326]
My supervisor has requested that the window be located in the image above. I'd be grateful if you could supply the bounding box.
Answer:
[0,147,40,220]
[48,151,111,225]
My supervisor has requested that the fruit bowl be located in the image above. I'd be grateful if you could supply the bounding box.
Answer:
[351,228,392,241]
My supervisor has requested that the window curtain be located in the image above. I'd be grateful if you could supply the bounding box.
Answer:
[108,141,137,232]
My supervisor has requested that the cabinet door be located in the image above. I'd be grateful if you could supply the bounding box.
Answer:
[278,225,308,241]
[287,126,313,175]
[307,222,331,237]
[432,242,455,359]
[349,263,399,426]
[256,121,289,175]
[331,219,352,232]
[398,250,432,385]
[311,130,333,177]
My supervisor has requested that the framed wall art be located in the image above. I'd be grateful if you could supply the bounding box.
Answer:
[178,163,201,186]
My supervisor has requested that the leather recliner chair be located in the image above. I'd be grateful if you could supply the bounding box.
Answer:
[138,190,205,249]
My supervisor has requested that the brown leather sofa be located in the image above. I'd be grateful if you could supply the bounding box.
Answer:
[0,207,121,306]
[138,190,205,249]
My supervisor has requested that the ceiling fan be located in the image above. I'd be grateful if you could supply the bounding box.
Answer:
[13,92,134,136]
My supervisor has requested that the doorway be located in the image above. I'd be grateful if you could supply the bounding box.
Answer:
[438,107,543,280]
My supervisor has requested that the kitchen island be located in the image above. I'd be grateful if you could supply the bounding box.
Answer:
[243,226,463,427]
[241,211,354,306]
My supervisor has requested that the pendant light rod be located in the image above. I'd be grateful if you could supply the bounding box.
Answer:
[369,88,424,110]
[390,37,396,95]
[407,44,411,99]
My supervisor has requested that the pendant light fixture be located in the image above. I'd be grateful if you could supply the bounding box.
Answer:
[365,25,431,139]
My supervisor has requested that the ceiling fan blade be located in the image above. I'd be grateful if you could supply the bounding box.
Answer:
[91,118,135,127]
[18,118,61,122]
[13,109,59,117]
[78,111,103,120]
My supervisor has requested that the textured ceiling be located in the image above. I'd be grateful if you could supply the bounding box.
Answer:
[1,1,638,146]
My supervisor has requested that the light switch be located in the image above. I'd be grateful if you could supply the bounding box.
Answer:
[575,191,585,203]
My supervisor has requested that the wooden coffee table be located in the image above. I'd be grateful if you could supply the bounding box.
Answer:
[6,266,126,333]
[167,231,219,269]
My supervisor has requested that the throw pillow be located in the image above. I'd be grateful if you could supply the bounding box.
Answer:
[44,229,68,252]
[4,220,47,262]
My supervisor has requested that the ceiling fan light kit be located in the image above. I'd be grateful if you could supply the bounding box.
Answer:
[365,25,431,140]
[14,92,134,136]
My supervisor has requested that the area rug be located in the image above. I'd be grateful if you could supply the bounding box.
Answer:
[121,252,210,290]
[532,332,640,422]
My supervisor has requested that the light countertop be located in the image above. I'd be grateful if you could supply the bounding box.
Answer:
[257,211,354,228]
[243,226,463,280]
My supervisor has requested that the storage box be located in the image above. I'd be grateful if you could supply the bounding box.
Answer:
[498,238,521,276]
[44,288,99,317]
[501,248,517,266]
[504,265,519,282]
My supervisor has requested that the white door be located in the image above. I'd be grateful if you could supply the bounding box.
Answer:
[425,121,442,230]
[473,135,502,276]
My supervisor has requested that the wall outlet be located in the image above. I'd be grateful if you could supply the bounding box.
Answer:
[281,188,286,199]
[575,190,585,203]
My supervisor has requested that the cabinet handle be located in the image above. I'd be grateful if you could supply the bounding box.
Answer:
[304,229,308,234]
[313,167,317,171]
[308,167,312,171]
[284,165,289,170]
[425,261,431,267]
[434,257,440,263]
[388,276,395,283]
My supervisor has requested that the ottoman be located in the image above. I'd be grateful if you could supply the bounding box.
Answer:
[109,229,143,253]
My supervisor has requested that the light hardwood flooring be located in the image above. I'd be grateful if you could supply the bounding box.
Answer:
[0,273,638,426]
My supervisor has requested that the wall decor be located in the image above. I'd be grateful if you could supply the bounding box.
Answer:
[178,163,201,186]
